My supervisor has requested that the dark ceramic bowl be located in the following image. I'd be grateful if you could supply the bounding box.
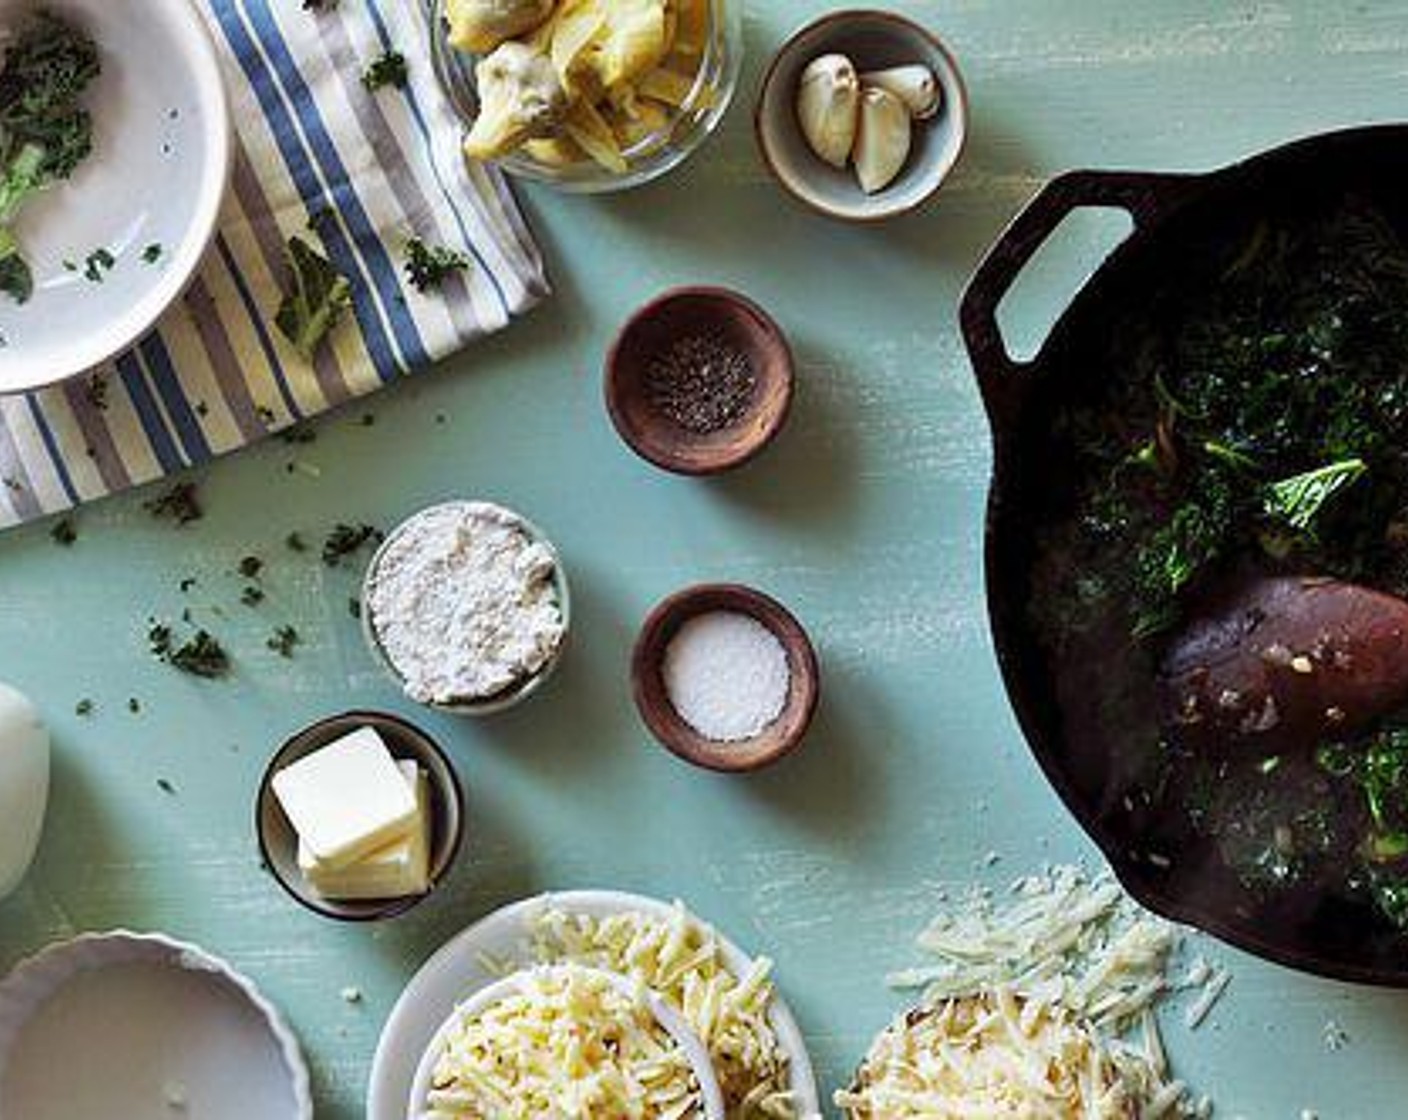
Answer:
[255,711,465,922]
[632,583,820,772]
[605,287,795,475]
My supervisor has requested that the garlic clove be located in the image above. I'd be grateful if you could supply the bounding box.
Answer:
[796,53,860,169]
[853,86,911,194]
[859,64,942,120]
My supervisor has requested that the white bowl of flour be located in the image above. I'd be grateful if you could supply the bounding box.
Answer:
[362,501,571,715]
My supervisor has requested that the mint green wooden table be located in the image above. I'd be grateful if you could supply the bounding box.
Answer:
[3,2,1408,1116]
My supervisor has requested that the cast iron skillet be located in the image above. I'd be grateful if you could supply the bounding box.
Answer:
[961,124,1408,987]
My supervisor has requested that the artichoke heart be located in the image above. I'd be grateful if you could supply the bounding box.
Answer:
[446,0,555,54]
[464,41,569,160]
[548,0,607,95]
[563,98,628,173]
[596,0,673,89]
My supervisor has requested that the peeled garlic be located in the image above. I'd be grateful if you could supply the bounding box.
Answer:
[796,53,860,169]
[446,0,555,54]
[853,85,911,194]
[860,64,941,120]
[464,41,569,160]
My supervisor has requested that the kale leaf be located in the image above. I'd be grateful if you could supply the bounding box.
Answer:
[0,11,100,303]
[275,236,352,360]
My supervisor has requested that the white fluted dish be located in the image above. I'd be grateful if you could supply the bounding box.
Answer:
[0,930,312,1120]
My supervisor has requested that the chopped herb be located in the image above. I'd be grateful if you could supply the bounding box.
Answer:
[75,698,93,716]
[240,586,265,607]
[285,532,308,553]
[81,246,114,283]
[404,237,470,293]
[237,555,263,579]
[348,596,362,620]
[275,236,351,360]
[256,405,276,425]
[362,50,408,92]
[156,777,175,794]
[127,697,140,713]
[322,523,382,566]
[280,425,317,445]
[84,374,108,410]
[144,481,202,525]
[266,625,300,658]
[179,577,197,593]
[148,622,230,678]
[141,242,162,264]
[360,413,375,427]
[148,622,173,658]
[49,517,75,546]
[194,400,210,418]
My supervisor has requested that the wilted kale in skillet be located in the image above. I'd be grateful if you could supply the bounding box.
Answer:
[1034,196,1408,931]
[1053,198,1408,641]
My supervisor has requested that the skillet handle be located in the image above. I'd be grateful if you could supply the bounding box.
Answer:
[960,169,1197,431]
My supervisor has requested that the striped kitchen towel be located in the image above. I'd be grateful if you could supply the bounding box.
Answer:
[0,0,548,529]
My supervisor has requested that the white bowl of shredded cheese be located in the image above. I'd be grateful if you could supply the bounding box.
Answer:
[409,963,725,1120]
[368,890,821,1120]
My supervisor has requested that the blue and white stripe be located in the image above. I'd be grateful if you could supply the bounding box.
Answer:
[0,0,547,528]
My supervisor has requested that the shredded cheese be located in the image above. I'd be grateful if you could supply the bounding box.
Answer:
[529,903,799,1119]
[428,964,700,1120]
[835,989,1146,1119]
[877,865,1230,1119]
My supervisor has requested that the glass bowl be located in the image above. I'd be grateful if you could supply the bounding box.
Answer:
[428,0,742,193]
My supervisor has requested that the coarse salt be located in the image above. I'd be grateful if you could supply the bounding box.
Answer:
[663,611,790,742]
[367,502,565,705]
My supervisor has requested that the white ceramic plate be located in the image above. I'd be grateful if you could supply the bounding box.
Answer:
[0,930,312,1119]
[0,0,231,392]
[368,890,822,1120]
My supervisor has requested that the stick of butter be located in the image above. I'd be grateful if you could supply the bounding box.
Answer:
[299,762,432,900]
[272,727,418,870]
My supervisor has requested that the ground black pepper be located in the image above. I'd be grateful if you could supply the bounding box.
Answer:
[645,332,756,435]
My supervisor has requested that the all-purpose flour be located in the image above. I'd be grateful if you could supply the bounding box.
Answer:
[367,502,565,704]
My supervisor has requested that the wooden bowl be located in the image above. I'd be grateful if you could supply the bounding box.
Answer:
[255,711,465,923]
[605,287,795,475]
[632,584,820,772]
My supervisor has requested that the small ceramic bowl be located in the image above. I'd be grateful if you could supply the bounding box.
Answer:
[755,9,969,222]
[255,711,465,923]
[0,931,312,1119]
[428,0,742,193]
[632,583,820,772]
[605,287,795,476]
[407,964,726,1120]
[362,501,571,715]
[0,0,231,391]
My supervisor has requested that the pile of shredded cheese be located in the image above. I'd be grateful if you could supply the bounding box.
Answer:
[852,865,1233,1119]
[887,864,1180,1035]
[835,989,1141,1119]
[528,903,799,1119]
[427,964,700,1120]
